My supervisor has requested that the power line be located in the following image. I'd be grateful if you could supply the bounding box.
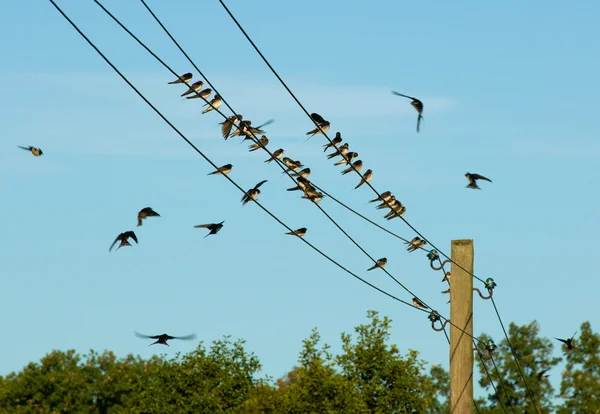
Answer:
[475,345,511,414]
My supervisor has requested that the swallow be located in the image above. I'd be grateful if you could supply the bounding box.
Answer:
[385,205,407,220]
[286,177,311,192]
[201,94,222,114]
[412,297,428,309]
[286,227,307,237]
[306,113,330,138]
[465,173,493,190]
[137,207,160,227]
[441,272,451,282]
[168,72,193,84]
[264,148,284,163]
[248,135,269,152]
[194,221,225,238]
[537,368,551,379]
[376,196,396,209]
[302,189,324,202]
[355,169,373,189]
[392,91,424,132]
[241,180,267,206]
[369,191,392,203]
[367,257,388,271]
[207,163,233,175]
[109,231,138,252]
[18,146,43,156]
[555,331,577,351]
[334,151,358,166]
[405,237,427,252]
[219,114,243,139]
[326,143,349,159]
[244,119,275,138]
[291,168,311,179]
[323,132,343,152]
[230,120,252,138]
[180,80,204,96]
[341,160,362,175]
[282,157,303,171]
[134,332,197,346]
[185,88,212,100]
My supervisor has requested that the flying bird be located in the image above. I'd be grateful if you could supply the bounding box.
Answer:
[109,231,138,252]
[412,297,428,309]
[537,368,551,379]
[341,160,362,175]
[367,257,388,271]
[405,237,427,252]
[219,114,243,139]
[168,72,193,84]
[242,180,267,206]
[323,132,342,152]
[207,164,233,176]
[185,88,212,100]
[465,172,492,190]
[264,148,284,163]
[286,227,307,237]
[392,91,424,132]
[555,332,577,351]
[18,145,43,156]
[194,221,225,238]
[201,94,222,114]
[137,207,160,227]
[135,332,197,347]
[180,80,204,97]
[248,135,269,152]
[355,169,373,189]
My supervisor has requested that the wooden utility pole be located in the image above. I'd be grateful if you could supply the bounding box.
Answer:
[449,239,474,414]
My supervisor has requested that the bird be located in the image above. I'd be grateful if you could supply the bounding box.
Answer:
[244,119,275,138]
[555,332,577,351]
[306,113,330,139]
[367,257,388,271]
[185,88,212,100]
[242,180,267,206]
[201,94,222,114]
[230,120,252,138]
[135,332,197,347]
[168,72,193,84]
[334,151,358,166]
[323,132,343,152]
[109,231,138,252]
[286,177,311,192]
[18,146,43,156]
[264,148,284,163]
[248,135,269,152]
[405,237,426,252]
[194,221,225,238]
[342,160,362,175]
[326,143,349,159]
[286,227,307,237]
[302,188,324,203]
[207,164,233,176]
[137,207,160,227]
[291,168,311,179]
[355,169,373,189]
[465,172,493,190]
[369,191,392,203]
[537,368,551,379]
[219,114,243,139]
[281,157,303,172]
[180,80,204,97]
[376,196,396,209]
[441,272,451,282]
[412,297,428,309]
[392,91,424,132]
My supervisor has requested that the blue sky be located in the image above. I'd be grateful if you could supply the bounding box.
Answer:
[1,0,599,402]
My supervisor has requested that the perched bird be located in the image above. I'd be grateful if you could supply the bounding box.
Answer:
[291,167,311,179]
[219,114,243,139]
[334,151,358,166]
[355,169,373,189]
[185,88,212,100]
[405,237,427,252]
[369,191,392,203]
[244,119,275,138]
[286,177,310,192]
[537,368,551,379]
[137,207,160,227]
[194,221,225,238]
[180,80,204,97]
[302,189,324,203]
[326,143,349,159]
[242,180,267,206]
[135,332,197,347]
[281,157,303,172]
[412,297,428,309]
[306,113,330,138]
[555,332,577,351]
[392,91,424,132]
[207,164,233,176]
[465,172,493,190]
[367,257,388,271]
[342,160,362,175]
[109,231,138,252]
[323,132,343,152]
[385,205,407,220]
[441,272,451,282]
[376,196,396,209]
[201,94,222,114]
[230,120,252,138]
[18,145,43,156]
[248,135,269,152]
[168,72,193,84]
[286,227,307,237]
[264,148,284,163]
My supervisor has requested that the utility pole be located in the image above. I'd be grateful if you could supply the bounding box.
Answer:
[449,239,474,414]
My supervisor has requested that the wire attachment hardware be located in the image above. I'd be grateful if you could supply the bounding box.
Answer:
[473,277,496,300]
[429,310,448,331]
[428,250,451,271]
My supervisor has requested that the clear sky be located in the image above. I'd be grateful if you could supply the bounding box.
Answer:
[1,0,599,402]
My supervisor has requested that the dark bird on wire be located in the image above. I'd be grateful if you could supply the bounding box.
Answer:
[242,180,268,206]
[306,113,330,138]
[202,94,222,114]
[109,231,138,252]
[355,169,373,189]
[135,332,197,346]
[185,88,212,100]
[323,132,342,152]
[18,145,43,156]
[180,80,204,96]
[555,332,577,351]
[207,164,233,176]
[264,148,284,163]
[137,207,160,227]
[342,160,362,175]
[168,72,193,84]
[219,114,243,139]
[286,227,307,237]
[194,221,225,238]
[367,257,388,271]
[465,172,492,190]
[405,237,426,252]
[412,297,428,309]
[392,91,424,132]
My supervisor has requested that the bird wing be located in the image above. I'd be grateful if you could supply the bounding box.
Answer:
[254,180,268,190]
[221,119,234,139]
[134,332,154,339]
[471,173,492,182]
[257,119,275,130]
[310,113,326,124]
[173,333,197,340]
[17,145,31,151]
[391,91,415,100]
[108,235,121,252]
[125,231,138,244]
[555,337,568,344]
[194,223,213,229]
[416,114,423,133]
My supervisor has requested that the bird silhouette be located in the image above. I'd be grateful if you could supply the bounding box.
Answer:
[412,297,428,309]
[465,172,492,190]
[555,331,577,351]
[207,164,233,176]
[537,368,551,379]
[18,145,43,156]
[135,332,197,346]
[367,258,388,271]
[194,221,225,238]
[109,231,138,252]
[137,207,160,227]
[286,227,307,237]
[392,91,424,132]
